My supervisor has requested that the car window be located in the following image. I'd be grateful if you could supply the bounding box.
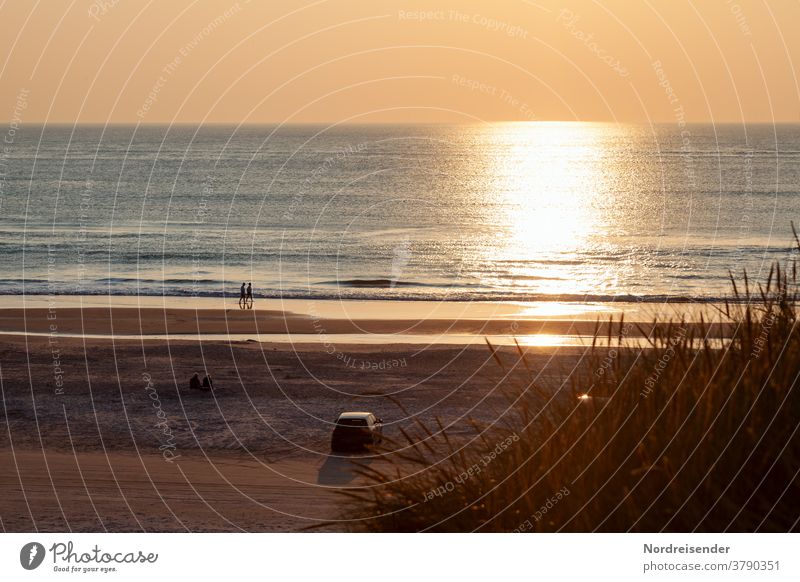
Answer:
[337,418,368,427]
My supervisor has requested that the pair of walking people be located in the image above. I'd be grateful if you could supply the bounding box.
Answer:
[239,282,253,308]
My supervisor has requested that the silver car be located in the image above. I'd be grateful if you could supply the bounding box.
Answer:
[330,412,383,452]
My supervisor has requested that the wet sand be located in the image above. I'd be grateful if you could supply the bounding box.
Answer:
[0,301,730,338]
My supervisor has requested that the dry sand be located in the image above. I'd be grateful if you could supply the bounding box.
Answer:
[0,330,580,531]
[0,449,348,532]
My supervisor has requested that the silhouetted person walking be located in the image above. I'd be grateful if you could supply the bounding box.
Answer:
[246,282,253,308]
[239,282,246,308]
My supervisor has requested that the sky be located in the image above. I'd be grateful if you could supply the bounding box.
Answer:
[0,0,798,124]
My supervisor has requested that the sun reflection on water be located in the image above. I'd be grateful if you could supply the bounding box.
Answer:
[496,123,605,250]
[475,122,624,297]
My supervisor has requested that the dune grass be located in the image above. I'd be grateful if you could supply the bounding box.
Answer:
[341,246,800,532]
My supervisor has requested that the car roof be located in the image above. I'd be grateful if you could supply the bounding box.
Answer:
[337,411,373,419]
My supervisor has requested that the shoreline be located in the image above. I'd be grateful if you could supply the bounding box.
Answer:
[0,293,758,308]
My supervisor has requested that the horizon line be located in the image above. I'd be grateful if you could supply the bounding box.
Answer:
[4,119,800,126]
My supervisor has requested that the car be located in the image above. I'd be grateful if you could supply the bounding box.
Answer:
[330,411,383,452]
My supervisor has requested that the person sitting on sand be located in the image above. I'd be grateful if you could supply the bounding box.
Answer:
[189,372,202,390]
[202,375,214,390]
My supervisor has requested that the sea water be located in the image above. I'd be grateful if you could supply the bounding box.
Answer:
[1,122,798,302]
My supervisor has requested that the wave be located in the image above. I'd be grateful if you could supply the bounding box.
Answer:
[0,287,750,304]
[318,278,442,288]
[96,277,223,285]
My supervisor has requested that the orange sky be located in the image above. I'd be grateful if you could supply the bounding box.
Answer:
[1,0,798,124]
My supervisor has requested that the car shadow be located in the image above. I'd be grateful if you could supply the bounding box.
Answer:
[317,454,373,486]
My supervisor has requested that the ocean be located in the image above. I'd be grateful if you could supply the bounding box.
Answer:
[1,122,798,302]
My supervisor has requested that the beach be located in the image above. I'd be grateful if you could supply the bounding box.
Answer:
[0,295,738,531]
[0,297,599,531]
